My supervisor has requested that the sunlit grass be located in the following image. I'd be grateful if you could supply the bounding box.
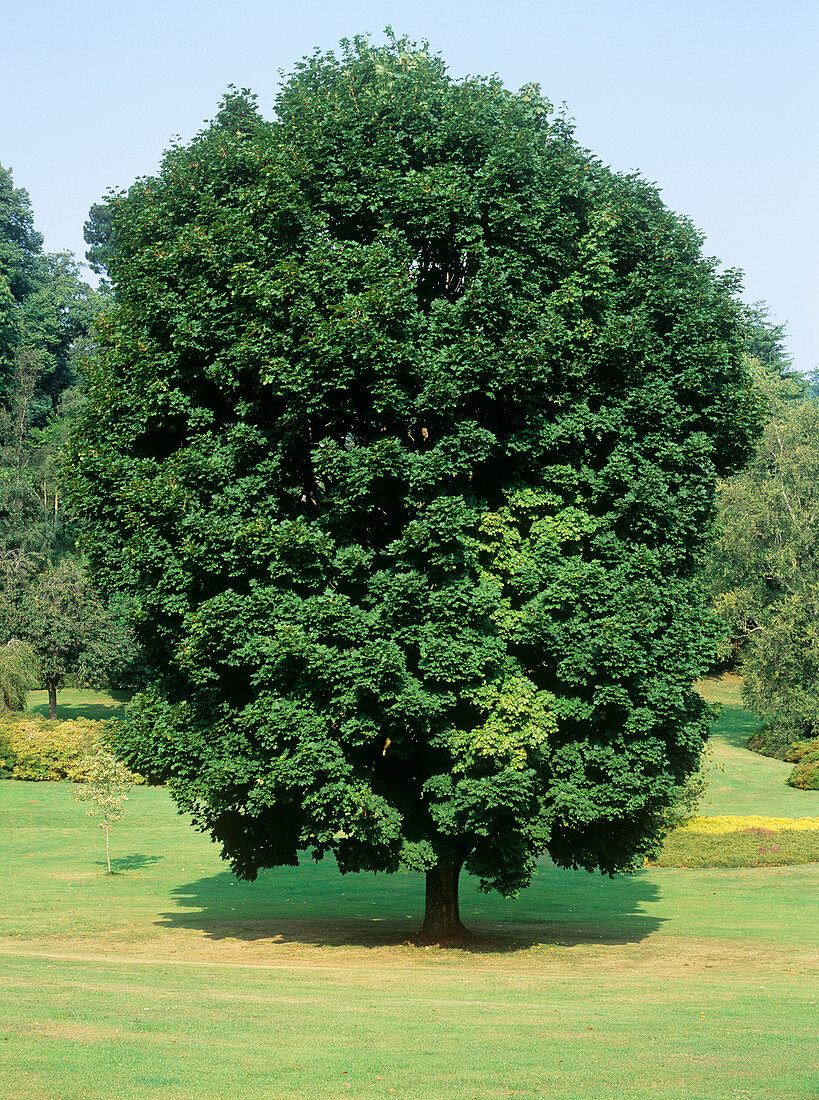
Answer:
[1,777,817,1098]
[696,675,819,818]
[26,687,131,722]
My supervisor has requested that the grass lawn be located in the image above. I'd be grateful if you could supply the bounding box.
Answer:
[26,688,131,723]
[646,675,819,868]
[0,677,816,1098]
[697,675,819,818]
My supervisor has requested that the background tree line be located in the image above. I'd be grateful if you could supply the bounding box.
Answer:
[0,164,136,716]
[708,304,819,774]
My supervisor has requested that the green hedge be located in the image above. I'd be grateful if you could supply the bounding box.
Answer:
[786,739,819,790]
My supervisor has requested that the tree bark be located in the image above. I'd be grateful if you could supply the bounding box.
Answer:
[47,678,58,721]
[417,860,472,943]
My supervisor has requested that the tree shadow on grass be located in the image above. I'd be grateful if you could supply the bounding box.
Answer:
[95,853,164,874]
[156,862,665,952]
[710,704,761,750]
[26,691,131,722]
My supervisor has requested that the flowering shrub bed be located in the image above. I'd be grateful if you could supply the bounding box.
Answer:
[0,712,125,781]
[653,815,819,867]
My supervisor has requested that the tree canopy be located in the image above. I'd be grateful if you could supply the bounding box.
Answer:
[0,163,105,556]
[68,36,759,938]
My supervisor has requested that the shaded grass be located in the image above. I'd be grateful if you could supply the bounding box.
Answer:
[3,780,817,953]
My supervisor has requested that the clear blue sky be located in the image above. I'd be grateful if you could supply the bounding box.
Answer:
[3,0,816,372]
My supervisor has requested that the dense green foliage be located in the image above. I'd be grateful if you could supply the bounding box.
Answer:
[0,164,100,423]
[69,37,758,916]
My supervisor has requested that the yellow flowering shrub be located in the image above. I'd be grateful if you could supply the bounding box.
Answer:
[652,814,819,867]
[0,712,139,782]
[677,815,819,833]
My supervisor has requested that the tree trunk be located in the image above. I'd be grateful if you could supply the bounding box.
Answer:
[47,678,58,721]
[418,861,472,943]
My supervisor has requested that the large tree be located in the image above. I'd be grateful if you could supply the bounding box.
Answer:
[68,37,758,939]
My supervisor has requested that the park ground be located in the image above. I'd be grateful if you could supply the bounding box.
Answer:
[0,678,816,1098]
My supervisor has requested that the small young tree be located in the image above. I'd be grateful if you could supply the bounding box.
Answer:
[73,748,135,874]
